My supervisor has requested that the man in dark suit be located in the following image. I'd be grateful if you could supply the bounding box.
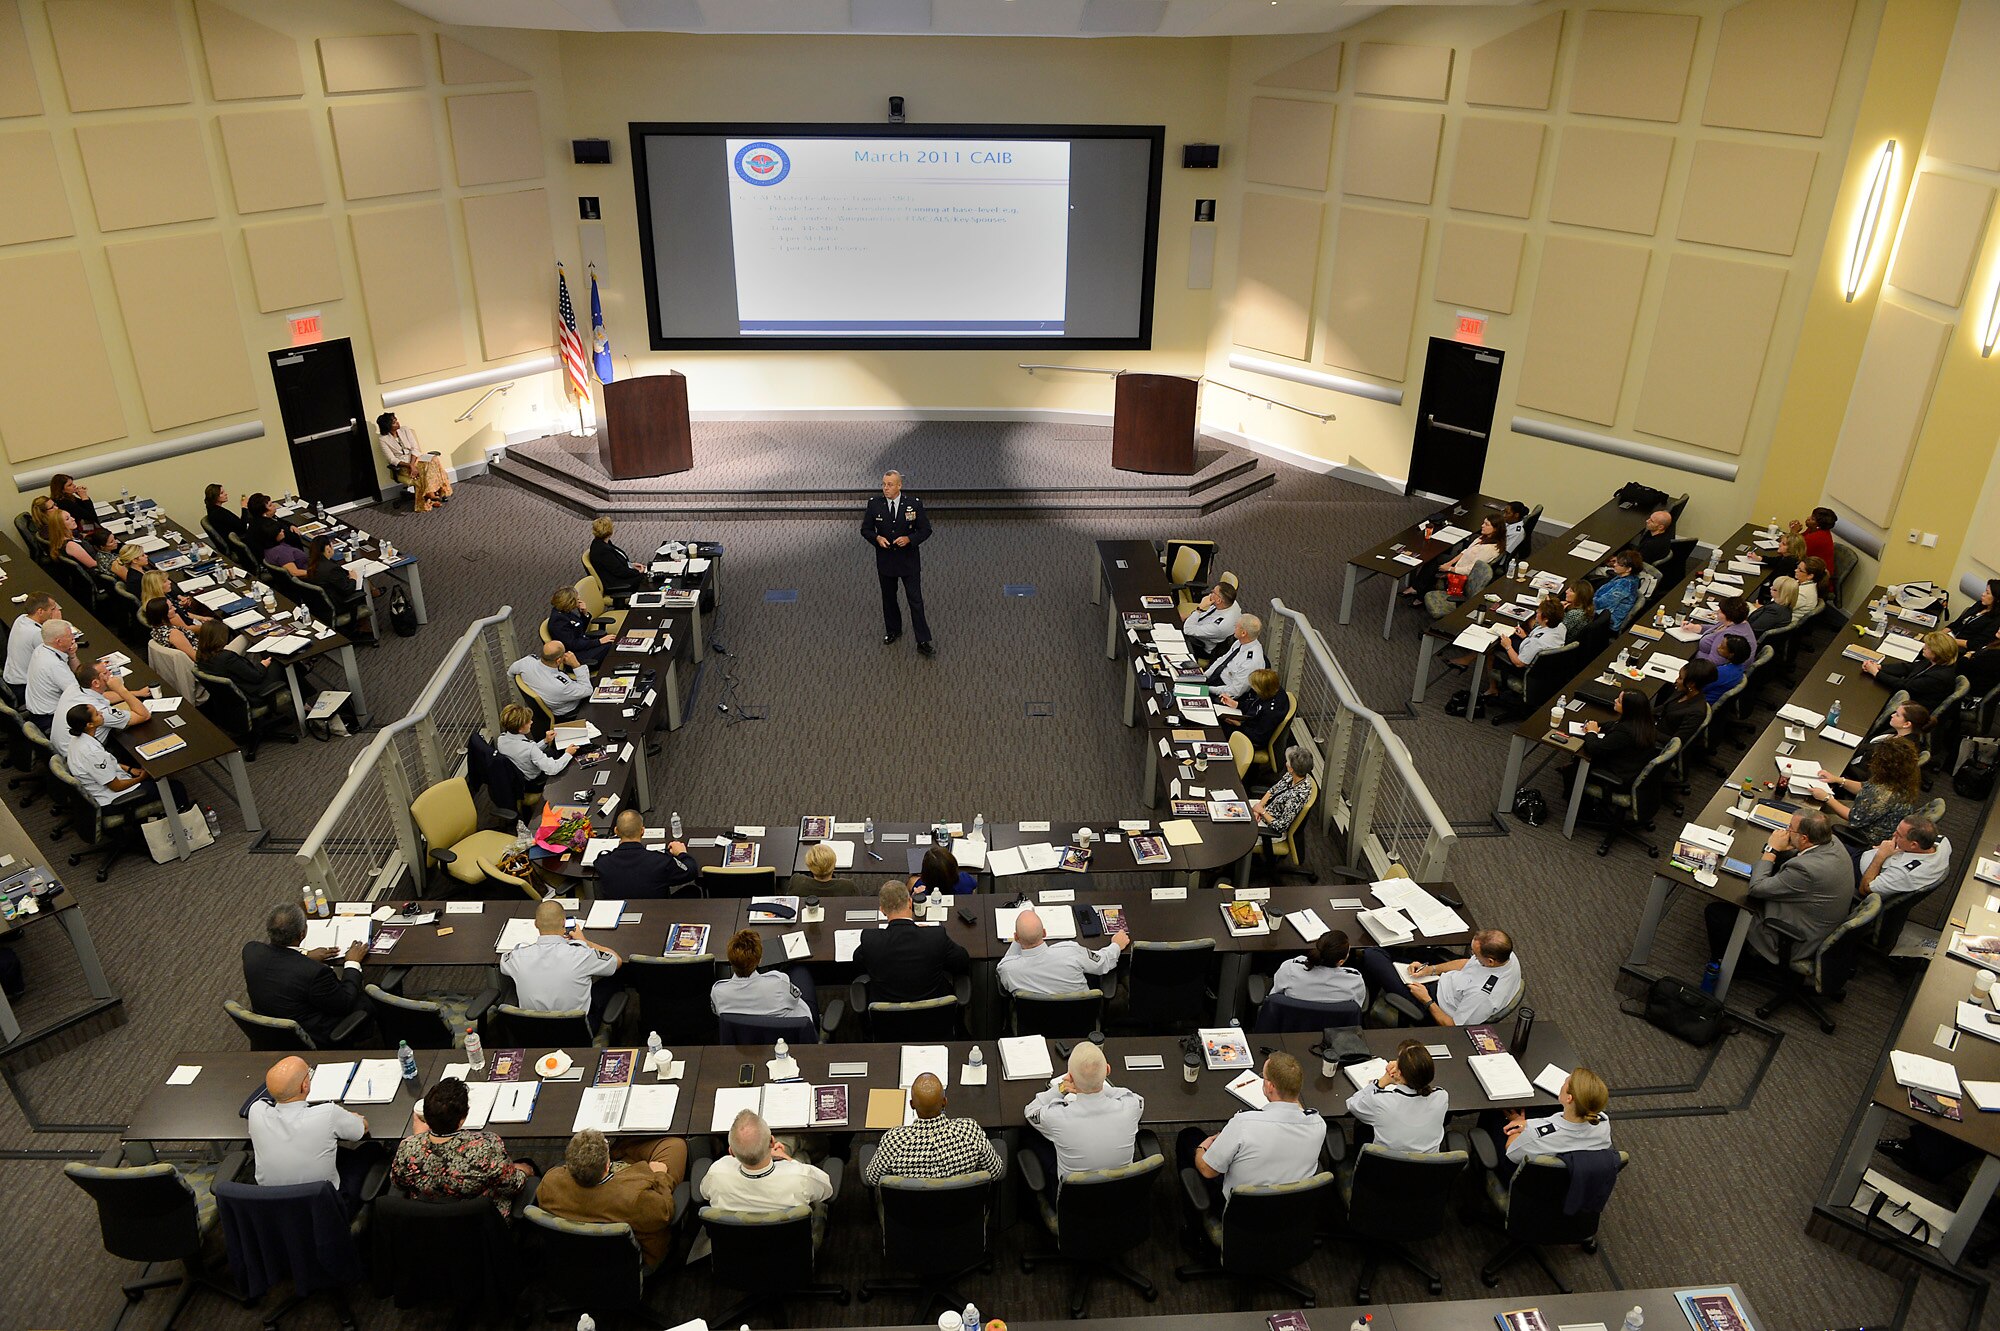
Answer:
[241,903,370,1047]
[854,881,969,1004]
[861,469,934,656]
[593,809,700,899]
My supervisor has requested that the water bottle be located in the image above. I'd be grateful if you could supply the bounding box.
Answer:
[313,888,330,918]
[1707,546,1720,573]
[1622,1306,1644,1331]
[577,1316,596,1331]
[968,1045,984,1073]
[972,812,985,843]
[669,810,683,840]
[863,817,876,848]
[1700,960,1721,995]
[646,1030,664,1072]
[465,1027,485,1072]
[301,885,316,918]
[1827,698,1842,729]
[963,1303,980,1331]
[397,1039,419,1083]
[774,1037,789,1061]
[203,806,221,840]
[1350,1317,1374,1331]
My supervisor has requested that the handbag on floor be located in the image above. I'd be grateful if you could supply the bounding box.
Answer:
[141,807,215,863]
[1629,975,1727,1047]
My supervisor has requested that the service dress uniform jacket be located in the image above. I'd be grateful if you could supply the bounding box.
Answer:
[862,492,933,644]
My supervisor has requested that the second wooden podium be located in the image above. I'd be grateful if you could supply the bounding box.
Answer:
[599,373,692,479]
[1110,373,1198,475]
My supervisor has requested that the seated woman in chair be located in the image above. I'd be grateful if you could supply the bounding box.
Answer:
[140,570,211,632]
[1658,661,1715,746]
[195,618,287,700]
[909,845,976,900]
[711,929,816,1023]
[144,597,202,663]
[1748,577,1796,642]
[108,542,149,597]
[392,1076,534,1215]
[1566,688,1659,798]
[1220,667,1287,751]
[376,411,452,511]
[48,473,99,533]
[43,506,95,571]
[243,494,307,576]
[64,702,186,810]
[1268,930,1364,1008]
[1591,550,1646,632]
[1347,1040,1447,1154]
[587,517,647,598]
[548,585,615,668]
[1498,1067,1611,1178]
[1813,737,1925,859]
[1862,630,1962,711]
[1252,745,1316,840]
[1401,515,1505,610]
[1461,596,1566,703]
[1846,701,1930,774]
[797,842,865,897]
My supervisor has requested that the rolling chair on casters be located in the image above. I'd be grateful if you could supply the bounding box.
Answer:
[1754,894,1880,1034]
[1576,738,1680,858]
[1019,1137,1166,1318]
[1331,1135,1470,1302]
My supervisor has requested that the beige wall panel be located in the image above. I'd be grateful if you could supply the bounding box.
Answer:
[1466,11,1561,111]
[1446,117,1543,219]
[1825,302,1950,525]
[218,109,325,214]
[1244,96,1335,192]
[0,251,125,459]
[349,202,466,383]
[1517,236,1649,426]
[1231,192,1324,361]
[195,1,303,102]
[105,232,257,431]
[318,34,425,94]
[1676,139,1817,256]
[1703,0,1855,137]
[1635,254,1786,455]
[1255,42,1341,93]
[1888,171,1995,308]
[1434,222,1524,314]
[0,131,74,244]
[47,0,190,111]
[462,190,555,359]
[330,101,441,200]
[1322,207,1426,381]
[1568,10,1698,123]
[448,91,545,188]
[0,0,41,118]
[243,216,343,313]
[75,119,217,232]
[1930,0,2000,172]
[1343,105,1442,205]
[1353,42,1452,102]
[439,34,528,85]
[1548,126,1673,235]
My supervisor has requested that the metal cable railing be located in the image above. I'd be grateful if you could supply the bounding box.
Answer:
[1267,597,1456,879]
[295,607,516,903]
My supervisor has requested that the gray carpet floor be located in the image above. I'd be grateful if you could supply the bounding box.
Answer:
[0,451,1991,1331]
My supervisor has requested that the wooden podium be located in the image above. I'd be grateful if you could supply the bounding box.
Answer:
[599,373,692,480]
[1110,373,1198,475]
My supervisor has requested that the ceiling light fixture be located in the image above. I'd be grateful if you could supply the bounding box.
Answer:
[1844,139,1896,303]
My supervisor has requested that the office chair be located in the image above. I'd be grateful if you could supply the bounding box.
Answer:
[624,953,722,1045]
[0,697,54,815]
[467,731,543,825]
[1486,638,1582,724]
[1333,1139,1468,1302]
[1577,609,1615,661]
[146,638,209,706]
[1468,1139,1629,1293]
[1577,738,1680,858]
[716,1003,844,1045]
[513,677,557,737]
[364,983,493,1050]
[473,853,543,902]
[213,1177,377,1328]
[1657,536,1698,589]
[1755,893,1881,1033]
[1699,654,1763,769]
[190,667,297,760]
[1254,776,1319,883]
[700,864,780,898]
[1247,977,1363,1033]
[410,776,520,893]
[49,753,163,882]
[285,572,377,646]
[1375,976,1524,1030]
[1120,939,1216,1032]
[573,573,628,637]
[1228,730,1254,781]
[1667,492,1691,522]
[860,1167,1002,1316]
[64,1145,248,1330]
[699,1156,848,1325]
[1175,1171,1335,1306]
[1424,557,1492,620]
[369,1195,516,1314]
[1163,539,1217,593]
[1010,988,1104,1038]
[1019,1144,1164,1317]
[1871,876,1945,958]
[523,1189,691,1324]
[850,976,967,1041]
[1248,691,1297,773]
[486,999,626,1049]
[223,998,366,1052]
[1833,544,1862,612]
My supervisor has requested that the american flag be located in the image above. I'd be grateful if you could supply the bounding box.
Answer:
[556,263,588,405]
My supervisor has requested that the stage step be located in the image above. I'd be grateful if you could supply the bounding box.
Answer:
[490,448,1273,518]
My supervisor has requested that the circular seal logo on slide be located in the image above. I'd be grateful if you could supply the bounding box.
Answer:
[733,141,791,187]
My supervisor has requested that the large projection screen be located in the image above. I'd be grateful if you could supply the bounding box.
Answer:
[631,123,1164,351]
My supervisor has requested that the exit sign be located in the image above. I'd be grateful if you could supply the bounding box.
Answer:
[288,311,323,346]
[1454,311,1487,345]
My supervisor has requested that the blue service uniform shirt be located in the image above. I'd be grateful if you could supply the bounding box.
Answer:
[1203,1099,1329,1196]
[1024,1082,1146,1176]
[500,934,617,1012]
[1507,1111,1613,1164]
[1269,958,1366,1008]
[1344,1081,1449,1155]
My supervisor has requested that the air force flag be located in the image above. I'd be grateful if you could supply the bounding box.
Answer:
[588,266,614,385]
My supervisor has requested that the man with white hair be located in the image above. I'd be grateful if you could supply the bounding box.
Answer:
[23,617,79,730]
[1024,1040,1145,1177]
[699,1109,837,1215]
[861,468,934,656]
[1205,614,1265,699]
[996,907,1129,995]
[536,1127,684,1268]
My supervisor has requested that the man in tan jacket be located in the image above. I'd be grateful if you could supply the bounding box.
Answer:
[534,1129,686,1269]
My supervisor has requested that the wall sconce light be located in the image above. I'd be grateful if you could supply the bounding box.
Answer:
[1983,281,2000,358]
[1844,139,1897,302]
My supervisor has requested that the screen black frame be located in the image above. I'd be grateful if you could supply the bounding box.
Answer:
[629,121,1165,352]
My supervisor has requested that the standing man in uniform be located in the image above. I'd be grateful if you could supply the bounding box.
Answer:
[500,901,624,1033]
[862,470,934,656]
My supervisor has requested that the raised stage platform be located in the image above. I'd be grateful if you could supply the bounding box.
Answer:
[490,420,1274,517]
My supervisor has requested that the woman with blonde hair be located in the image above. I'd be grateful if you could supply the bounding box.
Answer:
[1501,1066,1611,1172]
[798,842,865,897]
[548,585,615,667]
[1863,628,1962,711]
[109,541,149,594]
[586,516,646,597]
[1748,576,1795,641]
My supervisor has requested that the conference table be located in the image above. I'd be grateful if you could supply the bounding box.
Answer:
[1409,495,1654,712]
[126,1017,1578,1145]
[0,795,117,1046]
[1822,776,2000,1262]
[1492,522,1780,838]
[0,531,259,854]
[1338,491,1512,639]
[122,499,372,730]
[1623,583,1924,1002]
[266,495,429,625]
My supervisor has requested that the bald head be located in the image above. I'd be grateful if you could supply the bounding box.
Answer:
[541,638,567,665]
[910,1071,947,1119]
[1068,1040,1107,1093]
[534,900,567,934]
[1646,509,1673,535]
[267,1056,310,1102]
[1014,908,1047,948]
[614,809,645,841]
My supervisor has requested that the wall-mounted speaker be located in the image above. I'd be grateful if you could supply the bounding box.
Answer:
[1181,144,1220,169]
[573,139,612,165]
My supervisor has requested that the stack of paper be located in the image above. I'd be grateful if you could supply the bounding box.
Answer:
[1453,624,1499,651]
[1371,881,1466,938]
[1891,1050,1961,1096]
[898,1045,950,1088]
[997,1036,1053,1081]
[302,917,370,952]
[1343,1058,1389,1091]
[1777,703,1827,729]
[995,905,1077,941]
[950,837,986,871]
[584,899,626,931]
[1468,1053,1535,1100]
[1569,540,1610,561]
[987,846,1027,876]
[494,917,541,953]
[1355,906,1415,947]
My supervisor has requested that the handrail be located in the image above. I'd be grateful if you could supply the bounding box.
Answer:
[1018,364,1123,376]
[1203,378,1336,423]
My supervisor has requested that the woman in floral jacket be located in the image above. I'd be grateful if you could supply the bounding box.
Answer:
[391,1076,534,1215]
